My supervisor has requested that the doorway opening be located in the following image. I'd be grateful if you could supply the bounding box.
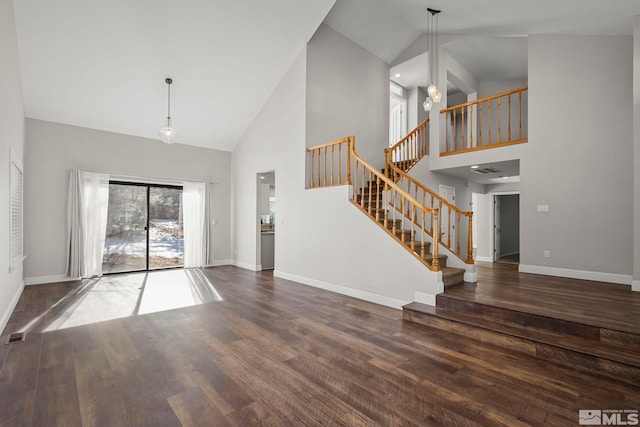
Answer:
[257,172,275,271]
[103,181,184,274]
[494,193,520,264]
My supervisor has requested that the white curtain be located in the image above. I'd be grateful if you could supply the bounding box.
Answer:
[183,181,207,268]
[66,170,110,278]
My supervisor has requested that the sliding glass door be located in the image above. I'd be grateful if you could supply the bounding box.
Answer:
[103,182,184,274]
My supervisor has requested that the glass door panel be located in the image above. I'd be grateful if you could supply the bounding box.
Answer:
[103,183,148,274]
[149,186,184,269]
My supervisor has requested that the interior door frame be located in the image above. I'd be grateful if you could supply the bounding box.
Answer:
[106,180,184,274]
[489,191,520,262]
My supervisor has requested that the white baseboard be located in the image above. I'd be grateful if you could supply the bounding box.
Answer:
[414,291,436,306]
[475,256,493,263]
[206,259,232,267]
[25,274,79,286]
[273,270,407,310]
[0,281,24,335]
[232,260,262,272]
[632,280,640,292]
[518,264,632,286]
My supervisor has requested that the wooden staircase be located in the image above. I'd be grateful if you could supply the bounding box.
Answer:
[355,178,465,286]
[403,286,640,387]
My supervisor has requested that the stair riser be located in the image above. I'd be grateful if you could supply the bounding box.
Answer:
[442,272,464,287]
[403,309,640,388]
[436,295,603,342]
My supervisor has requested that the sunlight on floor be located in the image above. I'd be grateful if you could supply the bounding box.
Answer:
[34,269,223,333]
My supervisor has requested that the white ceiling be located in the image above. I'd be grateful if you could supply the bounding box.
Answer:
[13,0,336,151]
[325,0,640,64]
[13,0,640,152]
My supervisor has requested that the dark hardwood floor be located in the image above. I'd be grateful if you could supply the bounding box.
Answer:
[1,266,639,426]
[449,262,640,334]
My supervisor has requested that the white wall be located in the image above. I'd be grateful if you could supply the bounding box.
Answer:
[232,36,439,307]
[24,119,232,282]
[407,87,428,132]
[523,35,633,281]
[0,0,26,331]
[634,17,640,290]
[306,25,389,168]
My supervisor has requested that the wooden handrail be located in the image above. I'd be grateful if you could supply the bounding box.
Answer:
[384,119,429,178]
[439,86,528,114]
[440,86,527,156]
[386,150,474,264]
[307,137,351,188]
[306,135,443,271]
[351,137,435,212]
[307,137,351,152]
[347,136,441,271]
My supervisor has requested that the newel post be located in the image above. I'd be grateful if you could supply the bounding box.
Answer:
[466,212,474,264]
[346,137,352,185]
[431,209,440,270]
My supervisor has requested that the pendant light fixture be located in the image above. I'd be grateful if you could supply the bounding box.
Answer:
[159,77,177,144]
[424,8,442,111]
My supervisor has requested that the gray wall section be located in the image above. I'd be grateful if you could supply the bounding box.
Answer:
[0,0,26,329]
[523,35,633,275]
[498,194,520,257]
[305,24,389,169]
[634,17,640,286]
[24,119,232,280]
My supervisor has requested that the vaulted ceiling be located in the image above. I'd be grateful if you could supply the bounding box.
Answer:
[12,0,640,151]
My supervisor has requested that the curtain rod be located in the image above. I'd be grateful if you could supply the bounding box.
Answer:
[68,169,219,185]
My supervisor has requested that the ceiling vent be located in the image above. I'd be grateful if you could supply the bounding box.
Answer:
[472,167,502,174]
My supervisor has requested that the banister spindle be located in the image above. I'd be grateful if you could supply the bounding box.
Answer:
[420,211,426,259]
[338,143,342,185]
[310,150,315,188]
[452,110,457,152]
[456,213,461,256]
[330,145,335,185]
[478,103,483,147]
[487,100,492,145]
[367,169,373,215]
[497,97,502,143]
[469,104,473,148]
[323,147,327,187]
[508,93,512,142]
[519,90,523,140]
[461,106,466,150]
[317,148,321,187]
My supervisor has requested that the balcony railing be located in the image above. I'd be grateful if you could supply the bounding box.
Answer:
[440,86,528,156]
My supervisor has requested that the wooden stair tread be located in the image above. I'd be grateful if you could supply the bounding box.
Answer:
[403,302,640,369]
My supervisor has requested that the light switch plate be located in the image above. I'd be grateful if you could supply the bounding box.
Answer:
[537,204,550,213]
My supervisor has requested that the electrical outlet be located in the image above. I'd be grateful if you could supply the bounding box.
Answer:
[544,250,550,258]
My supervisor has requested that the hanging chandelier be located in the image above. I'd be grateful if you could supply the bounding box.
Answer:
[159,77,177,144]
[423,8,442,111]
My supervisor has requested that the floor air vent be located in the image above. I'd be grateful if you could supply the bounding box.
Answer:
[6,332,25,344]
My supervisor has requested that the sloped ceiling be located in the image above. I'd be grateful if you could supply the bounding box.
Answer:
[13,0,640,151]
[13,0,336,151]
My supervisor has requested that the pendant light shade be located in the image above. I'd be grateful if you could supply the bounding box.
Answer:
[423,97,433,111]
[159,78,177,144]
